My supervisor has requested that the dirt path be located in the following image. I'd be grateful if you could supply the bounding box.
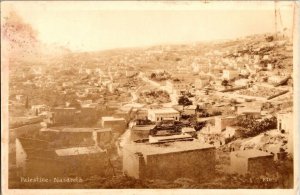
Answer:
[138,72,178,106]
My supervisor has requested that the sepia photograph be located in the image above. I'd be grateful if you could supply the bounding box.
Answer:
[1,1,299,194]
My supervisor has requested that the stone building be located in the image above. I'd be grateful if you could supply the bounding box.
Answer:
[277,112,293,154]
[222,69,239,81]
[131,125,156,142]
[113,109,132,123]
[277,112,293,134]
[16,137,107,178]
[79,104,98,121]
[51,107,77,125]
[94,128,113,148]
[39,127,112,149]
[182,105,197,116]
[230,149,274,176]
[237,104,262,118]
[31,105,49,115]
[148,108,180,122]
[135,108,148,120]
[194,78,210,89]
[123,141,215,181]
[214,115,237,133]
[101,116,127,133]
[223,126,240,138]
[181,127,197,137]
[15,125,113,179]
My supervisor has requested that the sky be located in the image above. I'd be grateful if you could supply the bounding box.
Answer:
[1,1,296,52]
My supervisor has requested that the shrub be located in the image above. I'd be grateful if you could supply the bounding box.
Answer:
[194,121,206,131]
[225,136,237,144]
[236,115,277,138]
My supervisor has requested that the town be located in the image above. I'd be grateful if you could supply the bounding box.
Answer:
[7,28,294,189]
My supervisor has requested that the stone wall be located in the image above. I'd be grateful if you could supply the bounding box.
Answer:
[230,153,248,175]
[248,156,274,176]
[19,153,107,178]
[103,121,127,134]
[131,130,151,141]
[11,123,42,140]
[10,123,42,165]
[123,150,144,179]
[123,147,216,181]
[52,109,76,125]
[145,148,215,181]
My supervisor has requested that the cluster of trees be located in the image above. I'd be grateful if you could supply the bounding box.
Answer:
[138,90,170,104]
[150,71,171,81]
[141,90,170,98]
[181,91,194,98]
[261,102,274,110]
[150,124,182,136]
[196,106,222,117]
[136,119,154,126]
[236,115,277,138]
[194,121,207,131]
[221,79,229,87]
[178,96,192,106]
[21,88,63,108]
[143,90,169,97]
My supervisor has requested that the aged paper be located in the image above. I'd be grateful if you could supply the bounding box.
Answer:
[1,1,299,195]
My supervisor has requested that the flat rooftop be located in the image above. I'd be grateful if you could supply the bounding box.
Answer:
[122,103,145,109]
[277,112,293,116]
[185,105,197,109]
[81,104,97,108]
[55,146,104,156]
[149,134,193,143]
[53,107,76,110]
[149,108,179,114]
[124,140,214,156]
[231,149,273,159]
[215,115,237,119]
[182,127,196,133]
[41,128,111,133]
[31,104,47,108]
[132,125,156,131]
[102,116,126,121]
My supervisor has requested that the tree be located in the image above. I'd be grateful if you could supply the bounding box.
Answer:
[136,119,153,125]
[196,105,203,112]
[25,96,29,109]
[198,111,210,117]
[150,73,156,79]
[230,99,238,104]
[195,121,206,131]
[178,96,192,107]
[221,79,229,87]
[204,89,209,95]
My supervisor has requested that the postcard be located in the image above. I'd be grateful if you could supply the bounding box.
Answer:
[1,1,298,195]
